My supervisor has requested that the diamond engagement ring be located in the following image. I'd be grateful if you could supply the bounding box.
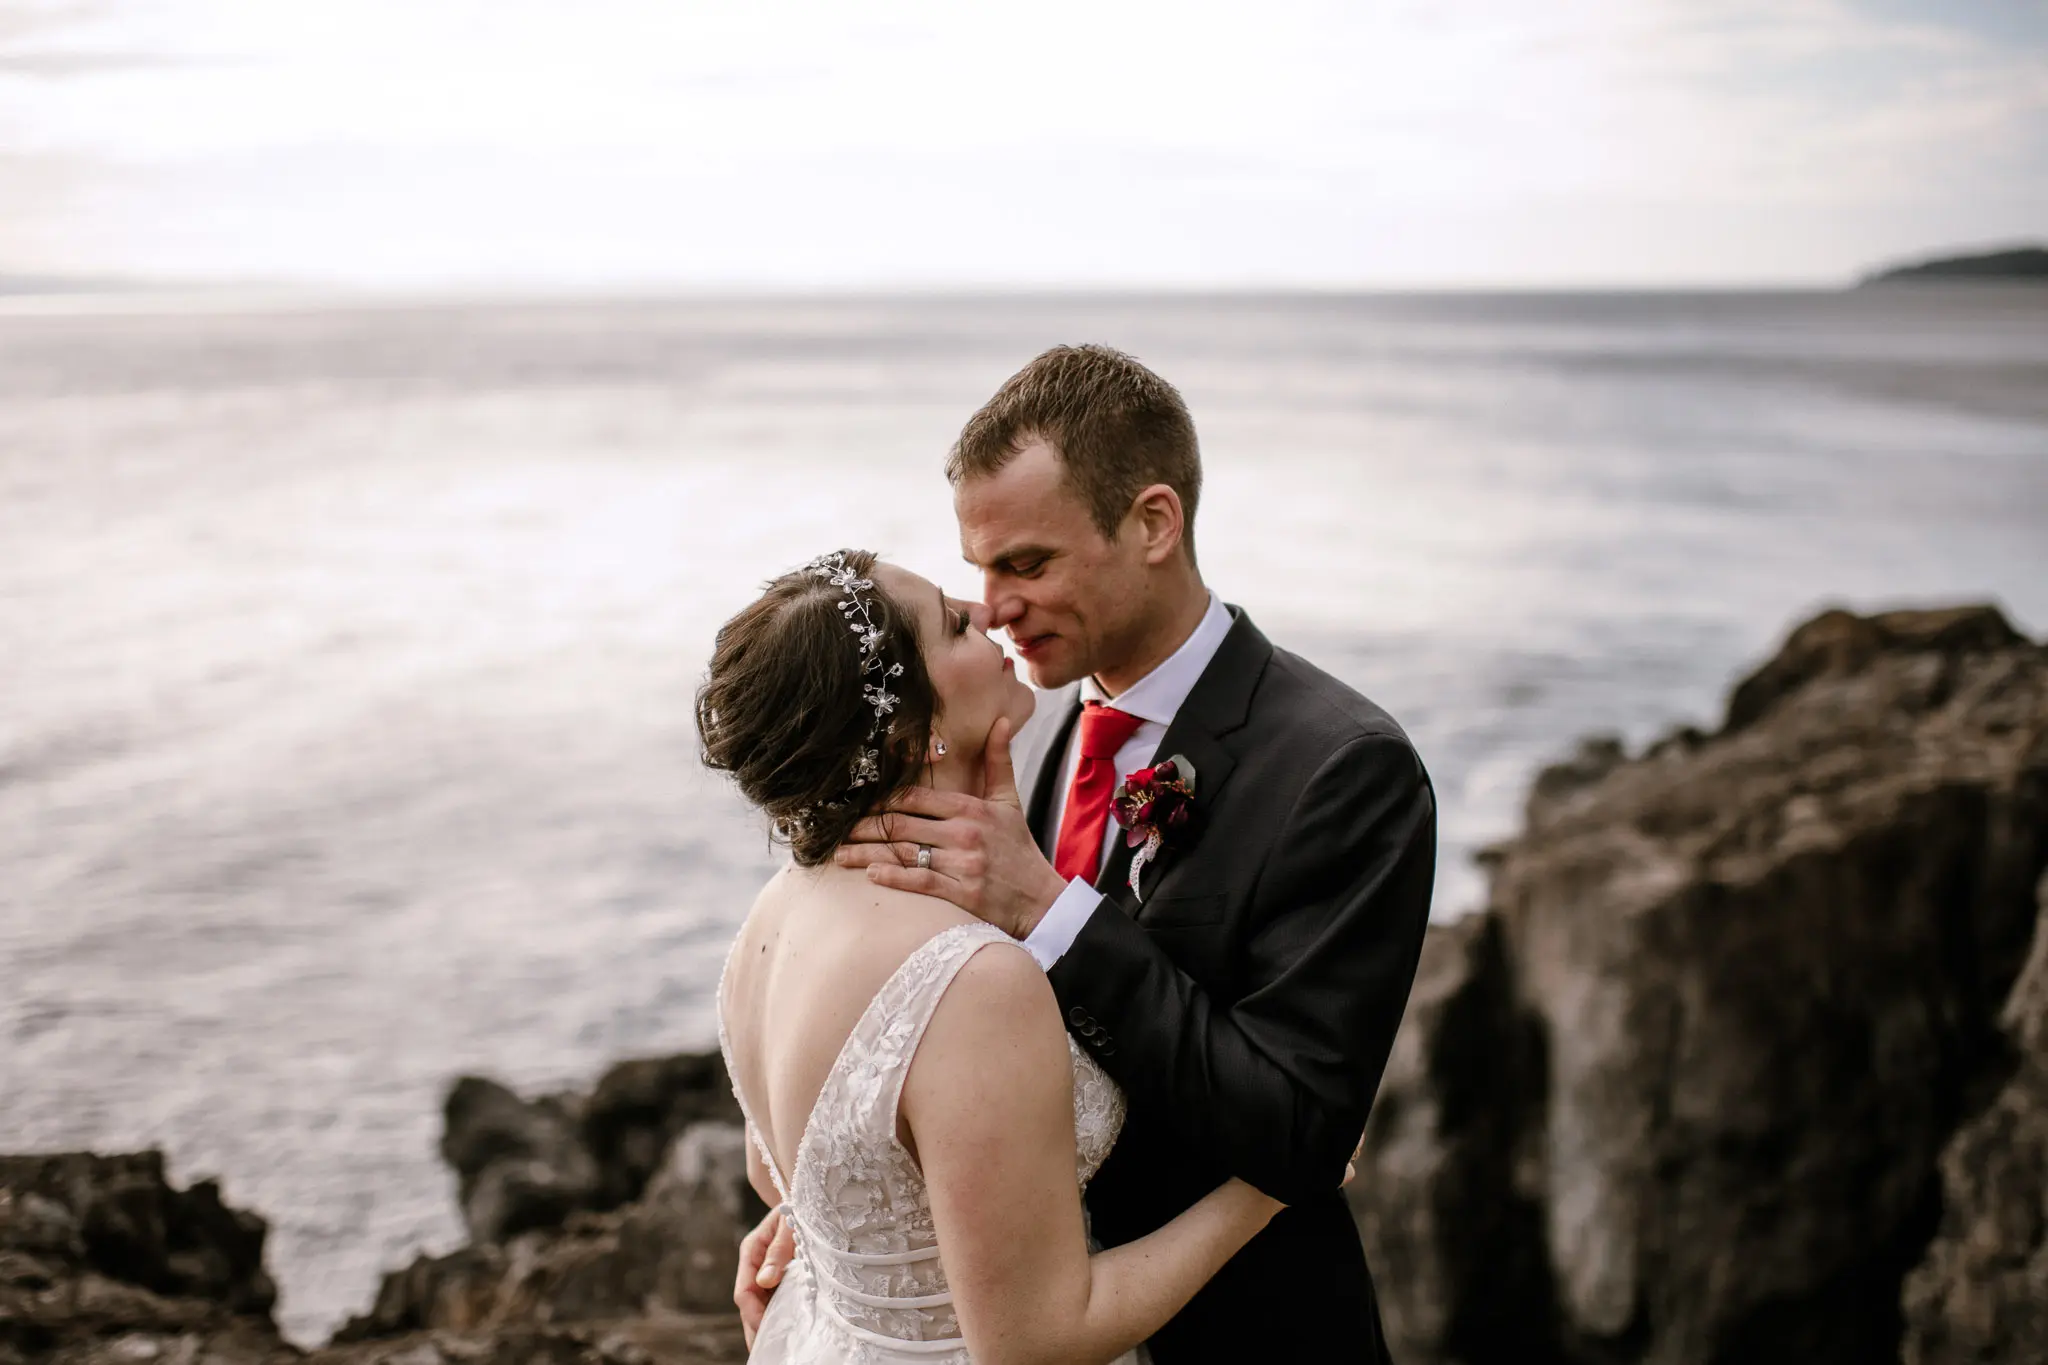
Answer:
[916,846,933,870]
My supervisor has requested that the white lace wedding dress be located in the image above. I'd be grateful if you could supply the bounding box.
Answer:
[718,921,1139,1364]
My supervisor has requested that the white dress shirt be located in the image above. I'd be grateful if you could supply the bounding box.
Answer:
[1020,591,1235,969]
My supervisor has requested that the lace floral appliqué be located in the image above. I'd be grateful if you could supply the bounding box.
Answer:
[718,922,1131,1364]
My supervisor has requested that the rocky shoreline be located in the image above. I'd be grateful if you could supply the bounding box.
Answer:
[7,603,2045,1365]
[1352,603,2048,1365]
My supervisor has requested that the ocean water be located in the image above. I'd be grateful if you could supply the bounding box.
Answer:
[3,287,2045,1342]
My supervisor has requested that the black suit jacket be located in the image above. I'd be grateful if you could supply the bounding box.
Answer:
[1019,607,1435,1363]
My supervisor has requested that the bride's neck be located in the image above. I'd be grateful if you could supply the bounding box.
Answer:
[922,749,984,799]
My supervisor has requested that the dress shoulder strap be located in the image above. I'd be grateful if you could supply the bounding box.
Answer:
[811,921,1019,1152]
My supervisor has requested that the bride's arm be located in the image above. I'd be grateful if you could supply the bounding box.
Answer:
[901,944,1282,1365]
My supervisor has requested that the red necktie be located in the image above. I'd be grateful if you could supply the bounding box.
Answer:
[1053,703,1146,883]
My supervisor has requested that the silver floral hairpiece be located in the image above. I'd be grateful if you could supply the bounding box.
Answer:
[806,551,904,793]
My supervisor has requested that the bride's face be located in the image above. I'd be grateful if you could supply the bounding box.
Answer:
[873,563,1034,758]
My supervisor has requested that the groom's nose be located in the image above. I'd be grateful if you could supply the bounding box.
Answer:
[982,575,1026,630]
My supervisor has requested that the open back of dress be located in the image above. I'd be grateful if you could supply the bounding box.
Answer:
[717,920,1131,1364]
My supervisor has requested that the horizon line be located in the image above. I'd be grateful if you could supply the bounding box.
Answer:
[14,236,2040,303]
[0,274,1975,315]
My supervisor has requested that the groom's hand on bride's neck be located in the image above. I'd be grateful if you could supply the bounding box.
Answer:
[834,718,1068,940]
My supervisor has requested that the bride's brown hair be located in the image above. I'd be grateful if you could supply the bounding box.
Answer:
[696,550,938,866]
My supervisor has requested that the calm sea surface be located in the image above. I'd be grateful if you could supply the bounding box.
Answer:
[3,288,2045,1341]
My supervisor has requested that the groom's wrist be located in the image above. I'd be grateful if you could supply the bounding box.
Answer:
[1019,877,1103,969]
[1016,864,1067,936]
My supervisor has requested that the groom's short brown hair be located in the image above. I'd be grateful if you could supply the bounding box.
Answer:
[947,344,1202,562]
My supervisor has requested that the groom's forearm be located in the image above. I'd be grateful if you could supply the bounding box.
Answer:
[1049,735,1436,1205]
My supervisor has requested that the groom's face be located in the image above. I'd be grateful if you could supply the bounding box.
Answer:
[954,439,1151,690]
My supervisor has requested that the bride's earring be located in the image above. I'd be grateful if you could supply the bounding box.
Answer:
[933,737,948,758]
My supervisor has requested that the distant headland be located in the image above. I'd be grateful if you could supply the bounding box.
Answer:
[1860,243,2048,285]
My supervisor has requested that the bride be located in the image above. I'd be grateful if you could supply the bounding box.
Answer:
[699,551,1296,1364]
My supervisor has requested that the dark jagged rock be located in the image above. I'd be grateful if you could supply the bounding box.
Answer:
[580,1058,741,1215]
[2,1054,758,1363]
[610,1124,766,1318]
[0,1151,293,1365]
[1499,607,2047,1364]
[336,1125,763,1347]
[337,1053,757,1359]
[1722,603,2025,733]
[442,1081,600,1246]
[316,1316,745,1365]
[1352,603,2048,1365]
[440,1058,741,1247]
[1523,735,1628,823]
[1348,914,1558,1364]
[1902,871,2048,1364]
[329,1245,512,1344]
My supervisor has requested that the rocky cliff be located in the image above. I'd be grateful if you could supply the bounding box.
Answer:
[1901,869,2048,1363]
[1351,603,2048,1365]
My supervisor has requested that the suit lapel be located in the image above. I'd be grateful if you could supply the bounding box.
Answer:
[1093,608,1272,912]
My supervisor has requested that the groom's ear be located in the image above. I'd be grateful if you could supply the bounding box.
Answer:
[1129,483,1187,566]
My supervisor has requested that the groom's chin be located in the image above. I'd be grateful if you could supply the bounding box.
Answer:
[1023,656,1078,691]
[1014,637,1080,690]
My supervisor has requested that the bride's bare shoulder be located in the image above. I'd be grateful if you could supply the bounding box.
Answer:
[901,929,1065,1110]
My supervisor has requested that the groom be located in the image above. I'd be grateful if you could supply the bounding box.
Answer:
[753,344,1436,1361]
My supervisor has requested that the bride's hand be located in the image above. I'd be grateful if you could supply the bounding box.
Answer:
[834,718,1067,940]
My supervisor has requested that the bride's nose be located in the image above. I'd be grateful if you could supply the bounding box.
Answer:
[968,601,995,634]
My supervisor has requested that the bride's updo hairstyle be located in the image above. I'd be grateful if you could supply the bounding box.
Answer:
[696,550,938,866]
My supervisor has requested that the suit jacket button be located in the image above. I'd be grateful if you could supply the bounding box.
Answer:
[1068,1006,1089,1026]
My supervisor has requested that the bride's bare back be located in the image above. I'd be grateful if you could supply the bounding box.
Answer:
[721,862,984,1181]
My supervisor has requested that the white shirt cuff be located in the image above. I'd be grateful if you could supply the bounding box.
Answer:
[1021,877,1103,970]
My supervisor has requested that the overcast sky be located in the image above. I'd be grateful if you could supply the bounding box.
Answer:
[1,0,2043,289]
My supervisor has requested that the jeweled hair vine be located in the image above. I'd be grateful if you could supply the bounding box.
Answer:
[802,550,906,798]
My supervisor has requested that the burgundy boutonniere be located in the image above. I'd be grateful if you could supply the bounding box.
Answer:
[1112,754,1200,902]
